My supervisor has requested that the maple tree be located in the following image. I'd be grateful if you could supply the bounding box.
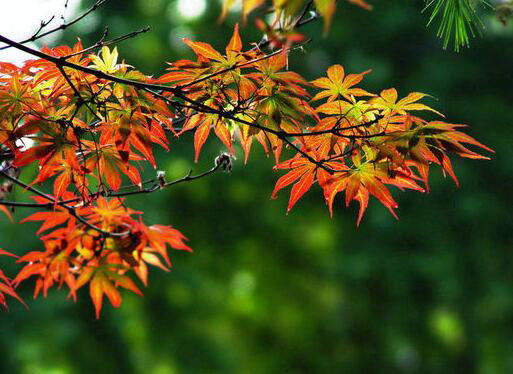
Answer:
[0,0,493,317]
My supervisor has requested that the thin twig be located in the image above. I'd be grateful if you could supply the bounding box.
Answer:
[0,162,223,208]
[62,26,151,60]
[0,0,109,51]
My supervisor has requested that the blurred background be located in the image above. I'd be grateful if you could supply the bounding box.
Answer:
[0,0,512,373]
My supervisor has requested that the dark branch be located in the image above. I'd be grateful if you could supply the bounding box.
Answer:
[0,160,223,208]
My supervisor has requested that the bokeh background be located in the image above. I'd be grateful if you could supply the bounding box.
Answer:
[1,0,512,373]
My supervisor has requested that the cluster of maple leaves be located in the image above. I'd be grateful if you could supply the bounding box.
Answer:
[0,1,492,316]
[221,0,372,29]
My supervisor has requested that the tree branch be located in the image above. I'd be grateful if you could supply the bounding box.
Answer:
[0,160,224,208]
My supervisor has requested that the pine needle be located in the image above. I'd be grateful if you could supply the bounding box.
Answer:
[423,0,488,51]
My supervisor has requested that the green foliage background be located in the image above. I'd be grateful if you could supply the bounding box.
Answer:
[1,1,512,373]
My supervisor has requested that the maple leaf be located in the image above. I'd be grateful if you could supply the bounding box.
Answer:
[370,88,444,117]
[98,113,158,168]
[84,197,139,229]
[159,59,211,86]
[416,121,493,160]
[272,152,347,212]
[31,148,87,202]
[12,123,80,176]
[25,39,91,97]
[141,224,192,266]
[0,269,25,309]
[0,74,37,119]
[21,209,75,235]
[14,235,80,300]
[311,64,374,102]
[405,121,493,188]
[85,143,143,192]
[226,23,244,62]
[70,218,189,318]
[89,46,125,74]
[74,262,143,319]
[247,52,309,96]
[272,155,318,212]
[193,115,214,163]
[324,160,399,225]
[0,62,20,82]
[178,23,255,84]
[14,191,190,318]
[0,250,26,309]
[180,112,234,163]
[183,39,225,63]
